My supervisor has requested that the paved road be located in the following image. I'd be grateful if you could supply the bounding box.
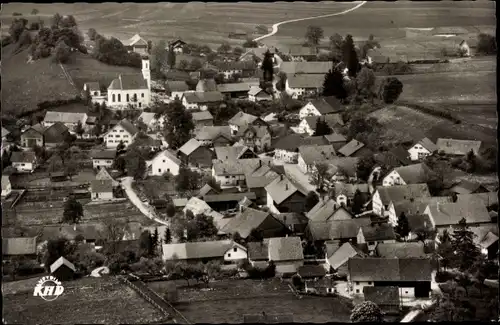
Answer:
[252,1,367,42]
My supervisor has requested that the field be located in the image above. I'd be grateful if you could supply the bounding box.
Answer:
[148,278,352,323]
[3,276,166,324]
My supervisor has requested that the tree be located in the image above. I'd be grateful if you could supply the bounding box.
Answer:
[275,71,287,92]
[102,218,125,254]
[232,232,244,245]
[178,59,189,71]
[125,150,147,180]
[166,204,176,218]
[136,118,148,133]
[62,196,83,224]
[430,295,475,322]
[190,58,203,71]
[233,46,244,56]
[9,18,27,42]
[152,228,160,253]
[87,28,97,41]
[138,230,154,257]
[167,45,176,69]
[356,156,376,182]
[163,100,195,149]
[350,301,384,322]
[243,39,258,48]
[43,237,77,272]
[451,218,480,272]
[164,228,172,244]
[54,40,71,63]
[313,118,333,136]
[379,77,403,104]
[113,155,126,174]
[305,25,324,46]
[395,212,410,240]
[322,69,347,100]
[175,166,202,196]
[31,8,39,15]
[356,66,376,100]
[329,33,343,62]
[74,120,85,138]
[341,34,360,78]
[476,33,496,55]
[116,140,126,155]
[292,274,305,290]
[60,15,77,28]
[310,163,330,193]
[64,158,78,180]
[261,50,274,82]
[305,191,319,211]
[351,189,365,215]
[217,41,231,54]
[151,40,168,73]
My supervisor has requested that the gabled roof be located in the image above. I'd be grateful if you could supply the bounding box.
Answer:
[436,138,482,155]
[415,137,438,153]
[327,242,367,270]
[90,179,113,193]
[203,192,256,203]
[44,111,87,124]
[245,163,280,189]
[165,80,189,92]
[389,146,412,166]
[11,151,36,163]
[287,74,325,89]
[281,62,331,75]
[478,232,499,249]
[326,157,360,177]
[195,79,217,92]
[297,264,326,278]
[2,126,11,138]
[151,150,182,166]
[214,145,256,161]
[268,236,304,261]
[265,175,308,205]
[214,61,256,71]
[109,119,139,136]
[38,224,105,242]
[376,184,431,206]
[43,122,69,143]
[162,240,245,260]
[360,223,396,242]
[449,179,487,195]
[307,199,337,221]
[109,74,148,90]
[334,183,370,198]
[90,150,116,160]
[84,82,100,92]
[192,110,213,121]
[306,97,343,114]
[274,213,309,227]
[303,114,345,130]
[248,86,270,97]
[310,204,353,223]
[392,196,453,218]
[298,144,336,165]
[229,111,259,126]
[247,241,269,261]
[217,82,258,94]
[95,167,119,187]
[123,33,148,47]
[391,163,433,184]
[324,133,347,143]
[308,218,372,241]
[338,139,365,157]
[273,133,304,151]
[406,214,434,233]
[195,126,232,141]
[2,237,37,255]
[178,138,202,156]
[375,242,426,258]
[348,257,432,281]
[198,184,219,197]
[221,207,275,239]
[236,124,270,139]
[50,256,76,273]
[363,286,400,307]
[425,201,491,226]
[456,192,498,208]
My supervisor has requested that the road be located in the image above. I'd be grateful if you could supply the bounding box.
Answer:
[252,1,367,42]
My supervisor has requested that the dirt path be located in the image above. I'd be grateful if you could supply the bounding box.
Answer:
[252,1,367,42]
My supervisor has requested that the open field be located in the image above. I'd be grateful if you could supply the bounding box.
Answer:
[409,57,496,75]
[3,276,166,324]
[148,278,352,323]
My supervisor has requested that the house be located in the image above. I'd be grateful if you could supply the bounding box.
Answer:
[326,157,360,183]
[90,150,116,169]
[299,97,343,119]
[168,39,186,53]
[138,112,166,133]
[307,199,341,222]
[196,79,217,92]
[148,150,181,176]
[325,242,367,276]
[107,58,151,109]
[90,179,114,201]
[408,138,437,161]
[214,145,257,161]
[406,214,434,241]
[382,163,434,187]
[456,191,498,209]
[42,111,88,133]
[162,240,247,264]
[265,175,308,214]
[338,139,369,157]
[375,242,426,259]
[212,158,271,188]
[274,213,309,235]
[273,134,304,163]
[372,183,431,218]
[214,61,257,79]
[221,207,288,239]
[472,226,499,260]
[50,256,76,281]
[357,223,397,252]
[236,125,272,152]
[197,184,220,198]
[287,46,318,61]
[129,133,163,152]
[347,257,432,298]
[182,197,227,231]
[83,82,101,97]
[298,264,326,279]
[165,80,189,101]
[268,236,304,277]
[435,138,482,156]
[178,139,215,168]
[424,201,492,230]
[228,111,267,136]
[2,237,37,258]
[192,111,214,128]
[182,91,223,111]
[11,151,38,173]
[103,119,139,148]
[245,162,281,205]
[247,241,270,268]
[195,126,233,146]
[248,86,273,102]
[312,217,373,244]
[20,124,45,148]
[333,183,371,207]
[449,179,491,195]
[280,61,331,75]
[203,192,257,212]
[43,122,70,148]
[38,224,105,245]
[2,175,12,198]
[123,33,148,55]
[217,81,259,99]
[387,196,453,226]
[363,286,401,315]
[297,114,344,136]
[285,74,325,99]
[96,167,119,187]
[324,133,348,150]
[298,144,337,174]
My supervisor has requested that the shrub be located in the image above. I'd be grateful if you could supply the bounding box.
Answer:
[476,33,496,55]
[17,260,45,276]
[435,270,455,283]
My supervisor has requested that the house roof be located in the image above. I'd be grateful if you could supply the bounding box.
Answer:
[297,264,326,278]
[298,144,336,165]
[392,196,453,219]
[217,82,259,94]
[406,214,434,233]
[456,192,498,208]
[221,207,274,239]
[229,111,259,126]
[363,286,400,307]
[195,126,232,141]
[11,151,36,163]
[387,146,411,166]
[417,137,438,153]
[478,232,499,249]
[326,157,360,177]
[268,236,304,262]
[151,150,182,166]
[274,213,309,227]
[2,126,11,137]
[307,199,337,222]
[198,184,219,197]
[215,61,256,71]
[281,62,331,75]
[38,224,105,242]
[308,218,372,241]
[214,145,255,161]
[213,158,269,176]
[304,114,345,130]
[245,164,280,189]
[44,111,86,124]
[90,150,116,160]
[179,138,202,156]
[287,74,325,89]
[426,201,491,226]
[324,133,347,143]
[348,257,432,281]
[287,47,318,57]
[109,74,148,90]
[392,163,433,184]
[90,179,113,193]
[247,241,269,261]
[307,97,343,114]
[334,183,370,198]
[338,139,365,157]
[360,223,396,242]
[182,197,226,229]
[265,175,308,205]
[327,242,366,270]
[450,179,486,195]
[43,122,69,144]
[50,256,76,273]
[192,110,213,121]
[115,119,139,136]
[248,86,270,97]
[196,79,217,92]
[203,192,256,203]
[84,82,100,92]
[273,134,304,151]
[236,125,270,139]
[95,167,119,187]
[375,242,426,258]
[162,240,245,260]
[436,138,482,155]
[166,80,189,92]
[2,237,37,255]
[123,33,147,46]
[376,184,431,206]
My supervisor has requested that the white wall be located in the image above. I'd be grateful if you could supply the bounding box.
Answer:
[215,173,245,188]
[267,192,280,214]
[12,162,34,172]
[150,153,180,176]
[182,96,199,110]
[372,191,384,216]
[104,124,134,148]
[408,144,431,161]
[337,194,348,207]
[299,102,321,120]
[297,155,312,174]
[93,158,114,169]
[382,170,406,187]
[2,182,12,197]
[224,245,248,262]
[108,88,151,110]
[350,280,374,295]
[297,119,314,136]
[274,149,298,163]
[92,191,114,201]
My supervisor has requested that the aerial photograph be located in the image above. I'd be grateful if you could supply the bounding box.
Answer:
[1,1,498,323]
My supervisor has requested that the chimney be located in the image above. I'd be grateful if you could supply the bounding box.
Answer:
[285,184,289,191]
[259,160,262,167]
[280,174,284,181]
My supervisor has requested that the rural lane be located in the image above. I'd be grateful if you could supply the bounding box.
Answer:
[252,1,367,42]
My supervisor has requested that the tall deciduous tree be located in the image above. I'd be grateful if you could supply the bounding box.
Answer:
[356,156,376,182]
[305,25,324,46]
[174,166,202,195]
[310,163,330,193]
[305,191,320,212]
[379,77,403,104]
[217,41,231,54]
[43,237,77,272]
[350,301,384,322]
[356,66,376,100]
[322,69,347,100]
[329,33,343,62]
[313,118,333,136]
[125,149,147,180]
[451,218,480,272]
[164,228,172,244]
[62,196,83,224]
[395,212,410,240]
[75,120,85,138]
[163,100,194,149]
[151,40,168,73]
[167,45,176,69]
[341,34,360,78]
[352,189,365,215]
[261,50,274,82]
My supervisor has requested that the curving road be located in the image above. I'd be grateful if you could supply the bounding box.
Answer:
[253,1,367,42]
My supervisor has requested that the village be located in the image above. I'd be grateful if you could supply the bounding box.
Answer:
[1,5,499,324]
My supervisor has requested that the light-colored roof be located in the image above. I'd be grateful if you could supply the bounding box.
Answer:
[221,208,276,239]
[426,201,491,226]
[248,86,270,97]
[375,242,426,258]
[236,124,270,139]
[265,175,308,205]
[166,80,189,92]
[162,240,245,260]
[178,138,202,156]
[195,126,232,141]
[338,139,365,157]
[478,232,499,249]
[213,158,270,176]
[450,179,485,195]
[229,111,259,126]
[50,256,76,273]
[299,144,336,165]
[217,82,258,94]
[391,163,433,184]
[90,179,113,193]
[324,133,347,143]
[151,150,181,166]
[1,126,11,138]
[192,111,213,121]
[305,97,343,114]
[109,74,148,90]
[456,192,498,208]
[436,138,482,156]
[182,197,226,229]
[195,79,217,92]
[2,237,37,255]
[392,196,453,217]
[268,236,304,262]
[95,167,119,187]
[214,145,255,161]
[44,111,87,124]
[334,183,370,198]
[416,137,438,153]
[280,61,331,75]
[376,183,431,206]
[326,157,360,177]
[327,242,366,270]
[138,112,157,126]
[287,74,325,89]
[123,33,148,47]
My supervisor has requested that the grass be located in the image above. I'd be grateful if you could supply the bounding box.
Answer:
[409,57,496,75]
[148,278,352,323]
[3,276,167,324]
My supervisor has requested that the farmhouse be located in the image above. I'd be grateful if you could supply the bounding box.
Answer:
[387,196,453,226]
[103,119,139,148]
[338,139,369,157]
[21,124,45,148]
[90,150,116,169]
[285,74,324,99]
[273,134,303,163]
[192,111,214,128]
[217,81,259,99]
[214,61,257,79]
[178,139,215,168]
[147,150,181,176]
[407,138,437,161]
[212,158,270,188]
[96,167,119,187]
[274,212,309,235]
[306,218,372,243]
[107,58,151,109]
[357,223,397,252]
[248,86,272,102]
[287,46,318,61]
[162,240,247,264]
[372,183,431,218]
[168,39,186,53]
[122,33,148,55]
[203,192,257,212]
[280,61,332,75]
[382,163,434,187]
[297,114,344,136]
[247,240,270,267]
[84,82,101,96]
[195,126,233,146]
[165,80,189,101]
[50,256,76,281]
[228,111,267,135]
[236,125,272,152]
[43,122,70,148]
[424,201,492,230]
[325,242,367,276]
[324,133,348,150]
[138,111,167,132]
[375,242,426,259]
[299,97,343,119]
[214,145,257,161]
[11,151,38,173]
[221,207,288,239]
[268,236,304,277]
[2,237,37,258]
[182,91,223,110]
[265,174,308,214]
[435,138,482,156]
[43,111,88,133]
[245,163,281,205]
[449,179,490,195]
[90,179,114,201]
[297,144,337,174]
[308,203,353,223]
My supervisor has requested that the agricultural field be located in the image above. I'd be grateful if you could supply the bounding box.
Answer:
[3,276,166,324]
[148,278,352,323]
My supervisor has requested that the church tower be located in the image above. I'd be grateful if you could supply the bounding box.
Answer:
[142,56,151,90]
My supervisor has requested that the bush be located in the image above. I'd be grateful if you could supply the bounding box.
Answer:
[435,270,455,283]
[476,33,496,55]
[2,35,13,48]
[17,260,45,276]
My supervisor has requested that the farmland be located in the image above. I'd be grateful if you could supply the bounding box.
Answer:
[148,278,352,323]
[3,276,166,324]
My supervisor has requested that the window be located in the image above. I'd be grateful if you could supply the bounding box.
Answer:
[123,135,129,138]
[107,160,112,164]
[112,94,116,102]
[115,135,121,138]
[356,289,360,293]
[163,160,166,163]
[355,282,359,285]
[118,94,121,102]
[233,247,237,252]
[141,93,144,98]
[94,91,98,96]
[405,291,408,294]
[368,241,375,245]
[368,282,372,285]
[120,129,124,132]
[158,169,161,173]
[227,253,231,258]
[126,94,130,102]
[139,102,142,108]
[167,168,170,172]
